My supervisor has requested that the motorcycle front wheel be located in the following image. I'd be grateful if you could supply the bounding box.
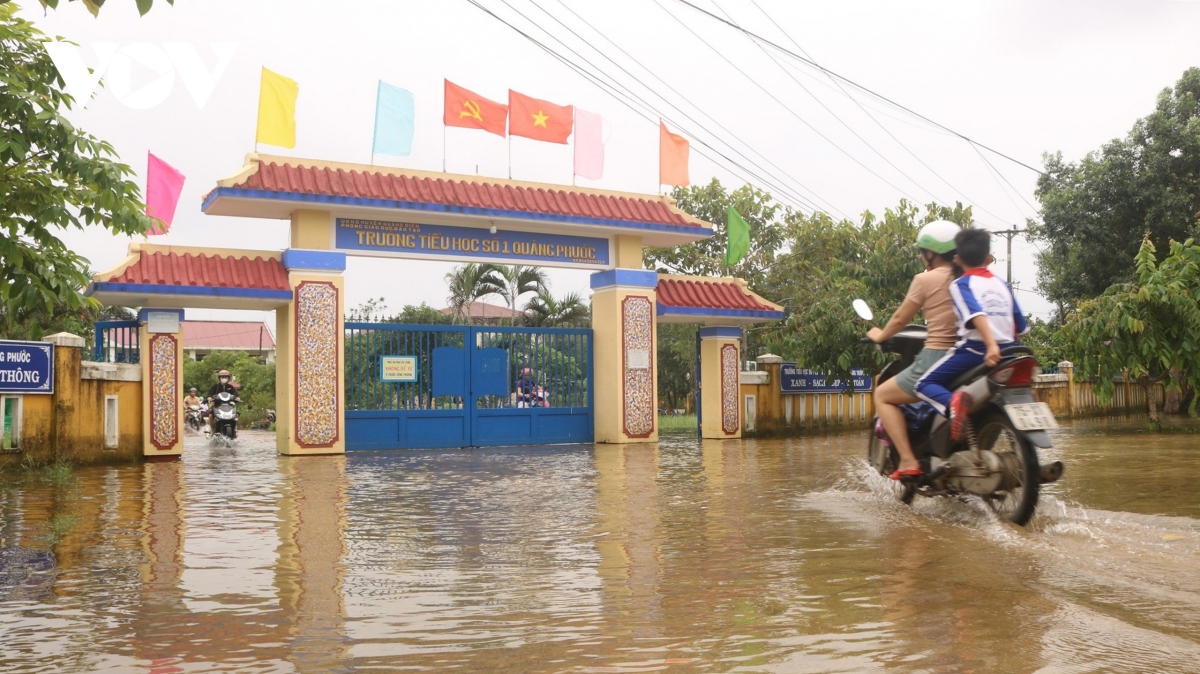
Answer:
[867,425,915,505]
[976,411,1040,525]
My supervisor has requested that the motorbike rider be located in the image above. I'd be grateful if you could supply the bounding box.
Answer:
[516,368,538,407]
[183,387,202,410]
[867,220,961,480]
[206,370,241,425]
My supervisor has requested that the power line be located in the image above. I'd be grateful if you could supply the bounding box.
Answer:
[545,0,844,217]
[741,0,1013,224]
[672,0,1045,175]
[652,0,928,204]
[469,0,832,215]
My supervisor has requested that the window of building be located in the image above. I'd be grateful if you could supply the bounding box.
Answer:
[104,395,119,449]
[2,396,22,451]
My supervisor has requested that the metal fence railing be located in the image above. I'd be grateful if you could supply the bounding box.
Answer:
[90,320,140,364]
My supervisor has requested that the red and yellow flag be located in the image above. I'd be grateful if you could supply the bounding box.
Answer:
[508,90,573,144]
[444,80,507,136]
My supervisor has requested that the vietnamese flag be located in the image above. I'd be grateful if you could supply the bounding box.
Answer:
[509,90,573,144]
[444,80,507,136]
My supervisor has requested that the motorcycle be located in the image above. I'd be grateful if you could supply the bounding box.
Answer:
[854,299,1064,525]
[185,405,204,433]
[211,391,239,441]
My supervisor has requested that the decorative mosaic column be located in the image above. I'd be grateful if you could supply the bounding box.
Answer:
[140,309,185,458]
[276,250,347,455]
[590,270,659,444]
[699,326,741,439]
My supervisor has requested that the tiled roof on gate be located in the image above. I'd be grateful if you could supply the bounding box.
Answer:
[656,277,778,312]
[224,159,707,229]
[107,250,290,291]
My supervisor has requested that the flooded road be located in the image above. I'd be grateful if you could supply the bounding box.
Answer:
[1,418,1198,672]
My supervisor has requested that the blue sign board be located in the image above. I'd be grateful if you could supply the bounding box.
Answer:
[336,218,610,267]
[780,364,872,393]
[0,340,54,394]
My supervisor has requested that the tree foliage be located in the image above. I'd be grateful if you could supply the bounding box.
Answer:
[444,263,504,324]
[524,290,589,328]
[497,265,548,326]
[346,298,453,325]
[33,0,174,18]
[761,200,974,376]
[182,350,275,425]
[1032,68,1200,305]
[1,5,154,335]
[1060,236,1200,422]
[656,323,697,412]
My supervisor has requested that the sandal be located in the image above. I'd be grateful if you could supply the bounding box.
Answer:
[889,467,923,481]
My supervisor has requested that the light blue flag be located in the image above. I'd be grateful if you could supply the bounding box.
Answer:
[372,81,414,156]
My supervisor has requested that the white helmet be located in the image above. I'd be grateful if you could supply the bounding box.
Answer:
[916,220,960,254]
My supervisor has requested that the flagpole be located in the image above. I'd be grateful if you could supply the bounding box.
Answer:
[442,125,447,173]
[507,132,512,180]
[571,106,576,187]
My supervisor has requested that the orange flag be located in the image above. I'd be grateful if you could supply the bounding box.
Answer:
[444,80,507,136]
[659,120,689,186]
[509,90,573,144]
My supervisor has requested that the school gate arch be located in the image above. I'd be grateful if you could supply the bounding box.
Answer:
[87,154,784,456]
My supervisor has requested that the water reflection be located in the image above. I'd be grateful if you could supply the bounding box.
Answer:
[0,423,1199,672]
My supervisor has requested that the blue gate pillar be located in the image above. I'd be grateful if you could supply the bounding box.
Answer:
[276,250,347,455]
[698,327,742,439]
[590,270,659,443]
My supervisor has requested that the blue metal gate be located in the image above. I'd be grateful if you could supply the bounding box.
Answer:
[344,323,593,450]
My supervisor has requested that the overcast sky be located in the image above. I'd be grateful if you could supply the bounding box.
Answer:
[17,0,1200,330]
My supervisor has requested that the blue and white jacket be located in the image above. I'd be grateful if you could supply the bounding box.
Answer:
[949,268,1028,347]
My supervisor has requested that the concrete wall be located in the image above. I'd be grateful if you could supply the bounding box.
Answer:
[4,333,143,467]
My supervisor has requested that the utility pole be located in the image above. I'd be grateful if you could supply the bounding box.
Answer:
[994,227,1024,285]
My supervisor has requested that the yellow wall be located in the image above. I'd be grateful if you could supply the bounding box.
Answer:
[290,210,333,250]
[613,235,644,269]
[592,285,658,444]
[7,339,143,466]
[700,337,740,439]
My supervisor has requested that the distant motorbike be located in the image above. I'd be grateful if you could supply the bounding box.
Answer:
[185,405,204,433]
[855,300,1064,525]
[210,391,239,440]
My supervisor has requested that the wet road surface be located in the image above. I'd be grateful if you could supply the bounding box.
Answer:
[0,418,1198,672]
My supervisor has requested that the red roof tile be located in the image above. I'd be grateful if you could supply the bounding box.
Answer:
[234,161,701,228]
[110,251,289,291]
[657,278,776,311]
[183,321,276,350]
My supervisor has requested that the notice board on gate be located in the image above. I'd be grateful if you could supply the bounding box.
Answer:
[0,340,54,394]
[380,355,418,382]
[779,364,872,393]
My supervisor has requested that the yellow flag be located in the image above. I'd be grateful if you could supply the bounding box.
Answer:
[256,67,298,148]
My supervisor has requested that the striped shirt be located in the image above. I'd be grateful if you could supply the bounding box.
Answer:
[949,268,1028,345]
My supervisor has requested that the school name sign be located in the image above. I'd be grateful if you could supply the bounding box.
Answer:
[336,218,610,268]
[0,340,54,394]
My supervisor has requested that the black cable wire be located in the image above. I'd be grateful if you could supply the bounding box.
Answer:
[672,0,1045,175]
[707,0,948,208]
[651,0,927,204]
[743,0,1013,224]
[469,0,828,215]
[544,0,845,217]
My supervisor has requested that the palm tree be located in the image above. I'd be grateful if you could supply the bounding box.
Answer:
[523,290,590,328]
[445,263,504,325]
[497,265,549,326]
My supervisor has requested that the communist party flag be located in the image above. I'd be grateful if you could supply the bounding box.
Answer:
[659,120,690,186]
[444,80,507,136]
[508,90,573,144]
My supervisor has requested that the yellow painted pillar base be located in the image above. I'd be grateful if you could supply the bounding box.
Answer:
[140,310,185,459]
[699,327,742,439]
[276,250,347,455]
[590,270,659,444]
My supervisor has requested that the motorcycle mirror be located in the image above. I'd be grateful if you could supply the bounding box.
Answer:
[852,299,874,322]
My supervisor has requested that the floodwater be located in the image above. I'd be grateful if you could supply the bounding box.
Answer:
[1,419,1199,673]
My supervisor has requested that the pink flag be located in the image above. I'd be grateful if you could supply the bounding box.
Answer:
[573,108,604,180]
[145,152,186,235]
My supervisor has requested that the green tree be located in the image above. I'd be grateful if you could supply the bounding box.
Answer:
[762,200,973,376]
[656,323,697,412]
[524,290,589,328]
[496,265,548,326]
[1032,68,1200,305]
[182,350,276,425]
[1060,236,1200,422]
[445,263,504,325]
[1,6,154,336]
[1023,317,1068,368]
[644,179,786,294]
[346,298,453,325]
[33,0,174,18]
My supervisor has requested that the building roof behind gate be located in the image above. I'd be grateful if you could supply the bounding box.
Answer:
[656,275,786,325]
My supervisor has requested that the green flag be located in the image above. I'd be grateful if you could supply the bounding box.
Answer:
[724,207,750,266]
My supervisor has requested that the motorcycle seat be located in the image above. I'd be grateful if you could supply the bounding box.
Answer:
[949,363,991,390]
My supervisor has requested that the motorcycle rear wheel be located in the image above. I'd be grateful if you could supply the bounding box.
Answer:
[867,427,915,505]
[975,411,1040,525]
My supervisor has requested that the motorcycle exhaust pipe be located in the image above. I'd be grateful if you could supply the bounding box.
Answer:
[1038,460,1064,484]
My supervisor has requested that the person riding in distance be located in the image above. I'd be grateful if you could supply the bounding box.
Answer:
[914,228,1028,445]
[206,369,241,422]
[183,387,202,410]
[868,220,961,480]
[516,368,538,407]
